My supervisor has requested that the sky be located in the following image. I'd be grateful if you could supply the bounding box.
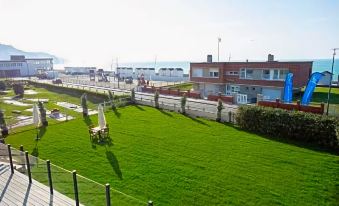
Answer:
[0,0,339,68]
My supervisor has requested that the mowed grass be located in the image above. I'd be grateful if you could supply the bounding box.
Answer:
[5,105,339,205]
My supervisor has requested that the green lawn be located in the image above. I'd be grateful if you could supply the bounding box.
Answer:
[166,82,193,91]
[5,105,339,206]
[296,87,339,116]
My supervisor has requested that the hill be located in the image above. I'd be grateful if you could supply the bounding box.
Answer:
[0,43,63,64]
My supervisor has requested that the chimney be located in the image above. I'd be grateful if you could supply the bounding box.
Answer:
[207,55,212,63]
[268,54,274,62]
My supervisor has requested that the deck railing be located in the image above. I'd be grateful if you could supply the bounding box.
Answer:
[0,143,152,206]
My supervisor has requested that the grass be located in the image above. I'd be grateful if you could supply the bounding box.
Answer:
[165,82,193,91]
[5,105,339,205]
[295,87,339,116]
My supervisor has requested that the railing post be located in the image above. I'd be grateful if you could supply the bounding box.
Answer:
[47,160,53,194]
[105,183,111,206]
[25,151,32,183]
[7,144,14,174]
[20,145,24,152]
[72,170,80,206]
[148,200,153,206]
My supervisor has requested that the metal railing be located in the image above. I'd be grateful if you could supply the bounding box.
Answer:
[0,143,152,206]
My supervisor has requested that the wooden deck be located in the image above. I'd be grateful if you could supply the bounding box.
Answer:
[0,163,78,206]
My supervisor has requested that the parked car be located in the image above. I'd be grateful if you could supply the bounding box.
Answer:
[52,78,62,84]
[125,77,133,84]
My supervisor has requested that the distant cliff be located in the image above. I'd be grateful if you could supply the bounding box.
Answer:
[0,43,63,64]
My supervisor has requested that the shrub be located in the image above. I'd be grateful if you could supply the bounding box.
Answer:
[0,110,8,136]
[0,81,6,90]
[81,93,88,117]
[131,88,135,103]
[13,83,24,97]
[236,106,339,149]
[108,90,116,109]
[216,99,224,122]
[38,101,48,126]
[181,93,187,114]
[154,90,159,108]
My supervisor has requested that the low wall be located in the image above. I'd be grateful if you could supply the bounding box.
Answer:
[257,99,324,114]
[141,86,201,99]
[207,94,234,104]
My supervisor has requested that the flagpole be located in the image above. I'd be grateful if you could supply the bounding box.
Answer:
[326,48,338,115]
[217,37,221,62]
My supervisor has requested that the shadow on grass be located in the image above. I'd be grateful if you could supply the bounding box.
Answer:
[134,105,145,111]
[158,108,173,117]
[222,122,339,155]
[38,126,47,139]
[31,142,39,157]
[105,150,123,180]
[113,108,121,118]
[185,114,210,127]
[83,116,93,126]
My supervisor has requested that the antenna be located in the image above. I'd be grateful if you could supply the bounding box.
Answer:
[228,53,231,62]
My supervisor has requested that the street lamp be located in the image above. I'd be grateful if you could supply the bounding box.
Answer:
[217,37,221,62]
[326,48,338,115]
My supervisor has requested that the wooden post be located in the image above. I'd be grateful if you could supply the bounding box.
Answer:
[297,100,301,111]
[20,145,24,152]
[7,144,14,174]
[105,184,111,206]
[275,98,280,108]
[148,200,153,206]
[25,151,32,183]
[320,102,325,114]
[72,170,80,206]
[47,160,53,194]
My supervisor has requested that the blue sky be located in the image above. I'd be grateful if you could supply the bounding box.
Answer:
[0,0,338,67]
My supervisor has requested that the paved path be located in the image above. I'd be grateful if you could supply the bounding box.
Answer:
[0,164,79,206]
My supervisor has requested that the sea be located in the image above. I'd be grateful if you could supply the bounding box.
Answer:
[118,59,339,77]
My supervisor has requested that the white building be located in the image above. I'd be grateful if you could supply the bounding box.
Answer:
[134,68,155,79]
[64,67,96,75]
[0,55,53,77]
[158,68,184,77]
[116,67,133,77]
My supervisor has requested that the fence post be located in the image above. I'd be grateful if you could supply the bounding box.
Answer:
[228,111,232,123]
[47,160,53,194]
[72,170,80,206]
[25,151,32,183]
[20,145,24,152]
[148,200,153,206]
[7,144,14,174]
[105,183,111,206]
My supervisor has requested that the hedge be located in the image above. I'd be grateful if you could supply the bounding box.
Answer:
[236,106,339,149]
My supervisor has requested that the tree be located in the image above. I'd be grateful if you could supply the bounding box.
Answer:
[108,90,116,109]
[181,93,187,114]
[154,90,159,108]
[0,81,6,91]
[0,110,8,136]
[131,88,135,103]
[216,99,224,122]
[13,83,24,97]
[81,93,88,117]
[38,101,48,126]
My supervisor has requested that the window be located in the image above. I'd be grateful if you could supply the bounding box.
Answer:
[273,70,279,79]
[192,68,203,77]
[209,68,219,78]
[240,68,246,78]
[279,70,289,80]
[246,69,253,79]
[262,70,270,79]
[226,71,239,75]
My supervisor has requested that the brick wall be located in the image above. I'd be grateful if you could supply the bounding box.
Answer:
[257,99,324,114]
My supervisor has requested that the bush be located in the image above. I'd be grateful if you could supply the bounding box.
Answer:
[181,93,187,114]
[154,90,159,108]
[81,93,88,117]
[236,106,339,149]
[38,101,48,126]
[13,83,24,97]
[216,99,224,122]
[0,81,6,90]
